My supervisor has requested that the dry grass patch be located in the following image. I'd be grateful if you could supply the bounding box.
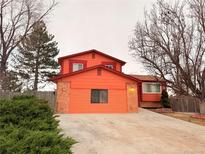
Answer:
[162,112,205,126]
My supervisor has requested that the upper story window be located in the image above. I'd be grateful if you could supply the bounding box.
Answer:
[69,60,87,73]
[142,83,160,93]
[72,63,84,72]
[105,64,114,69]
[102,62,116,70]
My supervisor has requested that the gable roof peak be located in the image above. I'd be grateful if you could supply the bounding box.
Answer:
[58,49,126,65]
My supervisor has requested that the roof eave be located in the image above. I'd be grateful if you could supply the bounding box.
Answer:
[58,49,126,65]
[49,65,140,82]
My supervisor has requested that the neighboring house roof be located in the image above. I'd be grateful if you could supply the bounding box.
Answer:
[58,49,126,65]
[129,75,165,82]
[49,65,141,82]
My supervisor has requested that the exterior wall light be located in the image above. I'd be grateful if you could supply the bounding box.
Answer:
[129,87,135,92]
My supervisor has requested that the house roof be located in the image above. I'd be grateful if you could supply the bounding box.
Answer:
[129,74,165,82]
[49,65,140,82]
[58,49,126,65]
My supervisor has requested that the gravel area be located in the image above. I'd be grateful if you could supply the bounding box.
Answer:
[57,108,205,154]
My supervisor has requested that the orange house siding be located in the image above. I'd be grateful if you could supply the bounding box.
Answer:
[50,50,167,112]
[69,89,128,113]
[60,52,122,74]
[141,82,165,102]
[142,93,161,102]
[56,69,138,113]
[139,82,166,108]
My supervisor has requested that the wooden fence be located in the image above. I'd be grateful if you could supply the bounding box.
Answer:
[0,91,56,110]
[170,96,200,113]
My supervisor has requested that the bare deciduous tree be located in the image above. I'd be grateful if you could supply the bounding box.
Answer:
[129,0,205,102]
[0,0,56,90]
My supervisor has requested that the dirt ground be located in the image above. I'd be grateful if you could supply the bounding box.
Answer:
[57,109,205,154]
[162,112,205,126]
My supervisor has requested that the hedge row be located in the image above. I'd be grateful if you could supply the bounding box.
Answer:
[0,96,76,154]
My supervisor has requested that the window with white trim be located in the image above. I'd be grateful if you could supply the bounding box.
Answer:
[72,63,84,72]
[142,83,160,93]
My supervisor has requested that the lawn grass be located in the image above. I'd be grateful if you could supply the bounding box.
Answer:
[162,112,205,126]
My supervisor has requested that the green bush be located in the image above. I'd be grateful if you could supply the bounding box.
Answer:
[0,96,76,154]
[161,90,170,108]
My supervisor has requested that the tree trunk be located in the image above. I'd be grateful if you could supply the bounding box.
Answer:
[199,100,205,114]
[0,59,7,91]
[33,63,39,91]
[33,50,40,91]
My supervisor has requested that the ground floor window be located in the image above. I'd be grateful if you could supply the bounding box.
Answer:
[142,82,160,93]
[91,89,108,103]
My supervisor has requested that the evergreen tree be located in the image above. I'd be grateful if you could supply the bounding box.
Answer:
[15,20,59,91]
[161,90,170,108]
[1,70,23,92]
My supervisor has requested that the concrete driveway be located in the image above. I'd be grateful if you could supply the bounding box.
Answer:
[57,109,205,154]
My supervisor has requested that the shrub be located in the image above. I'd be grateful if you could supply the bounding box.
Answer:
[0,96,58,130]
[0,127,76,154]
[161,90,170,108]
[0,96,76,154]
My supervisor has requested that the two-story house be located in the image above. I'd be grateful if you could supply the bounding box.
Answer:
[49,49,166,113]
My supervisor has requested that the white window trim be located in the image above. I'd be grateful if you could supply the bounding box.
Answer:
[72,63,84,72]
[142,82,161,94]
